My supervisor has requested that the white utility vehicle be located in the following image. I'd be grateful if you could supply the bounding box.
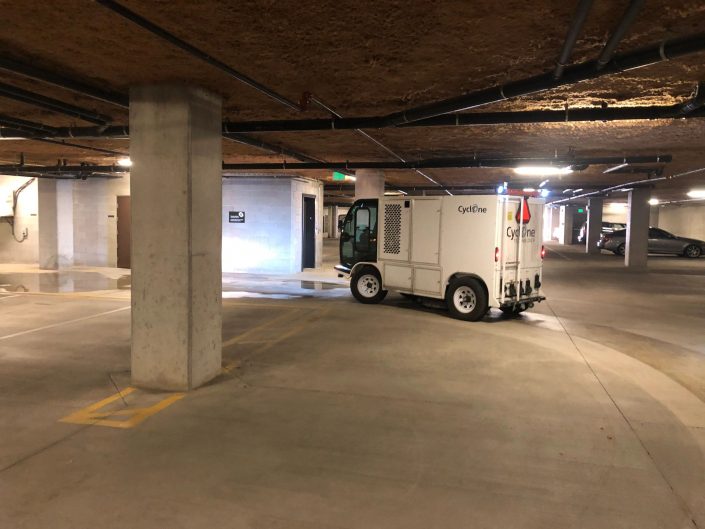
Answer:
[335,194,546,321]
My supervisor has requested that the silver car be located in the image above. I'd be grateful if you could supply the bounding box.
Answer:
[598,227,705,258]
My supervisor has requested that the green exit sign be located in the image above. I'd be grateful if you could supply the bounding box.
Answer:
[578,208,585,213]
[332,171,346,181]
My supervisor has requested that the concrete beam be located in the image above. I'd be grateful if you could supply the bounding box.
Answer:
[355,169,385,200]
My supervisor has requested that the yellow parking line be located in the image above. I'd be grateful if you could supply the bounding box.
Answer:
[60,388,185,429]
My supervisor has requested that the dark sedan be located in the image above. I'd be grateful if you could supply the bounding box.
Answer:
[598,227,705,258]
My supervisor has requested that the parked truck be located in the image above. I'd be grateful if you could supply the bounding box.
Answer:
[335,194,546,321]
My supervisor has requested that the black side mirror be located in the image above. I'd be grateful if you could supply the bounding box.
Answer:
[340,232,351,242]
[338,219,345,230]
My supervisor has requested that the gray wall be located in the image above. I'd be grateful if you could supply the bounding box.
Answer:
[658,203,705,240]
[0,176,38,264]
[222,177,323,274]
[72,176,130,267]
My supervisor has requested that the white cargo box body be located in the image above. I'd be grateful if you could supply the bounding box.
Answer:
[376,195,544,306]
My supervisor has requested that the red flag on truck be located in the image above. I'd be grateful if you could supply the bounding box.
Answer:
[516,200,531,224]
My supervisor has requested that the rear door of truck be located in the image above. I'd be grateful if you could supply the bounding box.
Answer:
[495,196,544,305]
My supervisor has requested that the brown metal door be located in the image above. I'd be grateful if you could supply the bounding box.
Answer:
[117,196,131,268]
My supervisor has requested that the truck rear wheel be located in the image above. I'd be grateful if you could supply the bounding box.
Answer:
[351,267,387,304]
[446,277,487,321]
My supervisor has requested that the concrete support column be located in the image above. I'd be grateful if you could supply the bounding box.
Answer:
[558,205,575,245]
[330,205,339,238]
[38,179,74,269]
[130,85,222,391]
[585,198,603,254]
[625,188,650,269]
[355,169,385,200]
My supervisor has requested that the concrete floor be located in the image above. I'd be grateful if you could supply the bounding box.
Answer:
[1,241,705,528]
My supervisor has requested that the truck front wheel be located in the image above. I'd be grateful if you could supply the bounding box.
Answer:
[351,267,387,304]
[446,277,488,321]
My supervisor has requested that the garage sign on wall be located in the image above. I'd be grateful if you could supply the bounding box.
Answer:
[229,211,245,223]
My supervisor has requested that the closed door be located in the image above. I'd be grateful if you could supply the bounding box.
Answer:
[117,196,131,268]
[302,196,316,269]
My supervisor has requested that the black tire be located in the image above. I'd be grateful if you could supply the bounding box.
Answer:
[350,266,387,304]
[684,245,702,259]
[616,243,625,256]
[445,277,488,322]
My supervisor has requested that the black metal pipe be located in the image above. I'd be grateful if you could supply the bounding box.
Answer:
[94,0,301,112]
[222,154,672,171]
[381,31,705,125]
[0,155,671,176]
[0,82,112,125]
[3,100,704,143]
[596,0,646,70]
[0,114,59,135]
[223,133,324,163]
[554,0,594,79]
[0,57,128,108]
[220,101,705,133]
[31,138,128,156]
[676,82,705,115]
[0,164,128,174]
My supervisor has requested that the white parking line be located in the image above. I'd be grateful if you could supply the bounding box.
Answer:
[0,294,22,301]
[0,306,130,341]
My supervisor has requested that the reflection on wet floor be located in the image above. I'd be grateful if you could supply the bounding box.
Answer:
[0,272,131,293]
[0,270,349,299]
[221,274,349,299]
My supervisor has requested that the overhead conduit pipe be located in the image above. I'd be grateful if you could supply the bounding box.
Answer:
[554,0,594,79]
[0,82,112,125]
[595,0,646,70]
[381,31,705,126]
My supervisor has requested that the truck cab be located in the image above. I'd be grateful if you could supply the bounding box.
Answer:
[336,195,545,321]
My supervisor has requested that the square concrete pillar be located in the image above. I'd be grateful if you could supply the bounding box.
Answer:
[355,169,385,199]
[625,188,650,269]
[38,179,74,270]
[330,205,339,238]
[130,85,222,391]
[558,205,575,245]
[586,198,603,254]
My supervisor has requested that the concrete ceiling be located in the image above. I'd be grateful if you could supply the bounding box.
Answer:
[2,0,705,201]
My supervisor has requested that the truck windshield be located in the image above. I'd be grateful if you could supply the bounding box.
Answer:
[340,199,378,267]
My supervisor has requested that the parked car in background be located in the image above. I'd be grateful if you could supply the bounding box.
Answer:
[577,221,626,243]
[598,227,705,258]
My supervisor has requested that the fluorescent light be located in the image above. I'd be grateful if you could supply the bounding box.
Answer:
[540,189,550,198]
[562,189,572,194]
[648,198,659,205]
[687,189,705,198]
[513,166,573,176]
[539,179,549,188]
[117,157,132,167]
[522,187,536,192]
[572,188,583,193]
[496,184,506,194]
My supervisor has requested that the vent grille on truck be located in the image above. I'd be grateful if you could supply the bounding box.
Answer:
[384,203,402,254]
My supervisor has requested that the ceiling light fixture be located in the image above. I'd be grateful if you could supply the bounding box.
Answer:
[539,179,549,188]
[648,198,659,205]
[117,157,132,167]
[514,166,573,176]
[523,187,536,192]
[687,189,705,198]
